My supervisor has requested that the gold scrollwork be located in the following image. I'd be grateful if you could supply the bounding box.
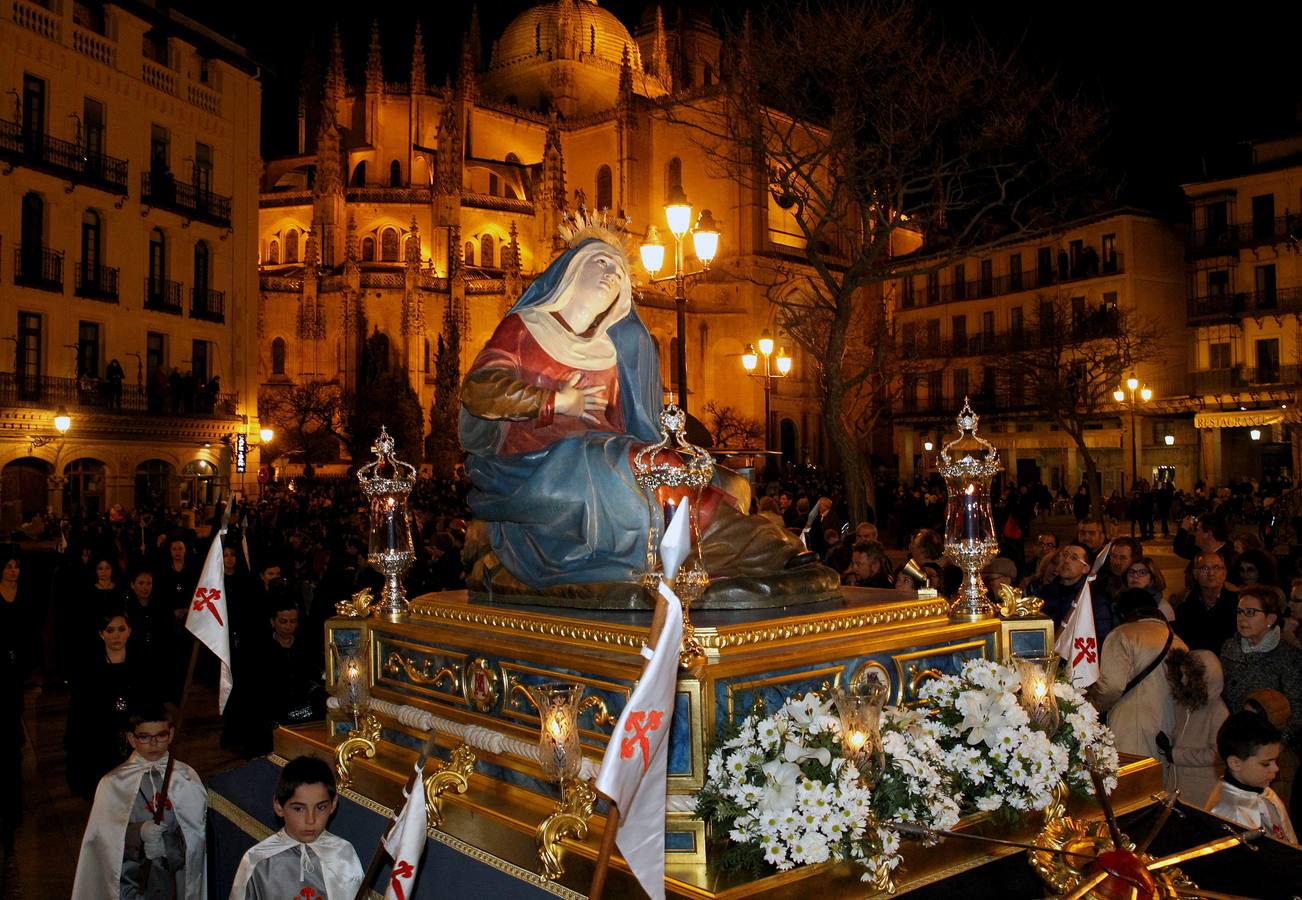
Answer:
[997,583,1045,619]
[536,779,597,881]
[577,693,616,729]
[424,744,477,831]
[335,587,376,618]
[907,664,945,702]
[384,651,459,692]
[335,715,381,790]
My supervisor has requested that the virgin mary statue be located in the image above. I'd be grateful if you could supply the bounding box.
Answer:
[459,235,826,602]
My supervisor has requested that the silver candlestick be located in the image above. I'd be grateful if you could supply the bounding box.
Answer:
[356,426,417,622]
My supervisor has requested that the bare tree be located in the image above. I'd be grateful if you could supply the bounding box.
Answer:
[261,380,348,475]
[666,0,1107,521]
[703,400,763,448]
[998,298,1162,518]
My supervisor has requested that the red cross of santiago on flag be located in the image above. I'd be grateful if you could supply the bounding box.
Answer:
[192,586,224,626]
[1073,636,1097,666]
[389,859,415,900]
[620,709,664,774]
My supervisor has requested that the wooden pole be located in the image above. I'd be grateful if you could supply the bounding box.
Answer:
[353,726,442,900]
[172,640,202,736]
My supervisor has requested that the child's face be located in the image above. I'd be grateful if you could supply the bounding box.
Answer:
[1229,742,1282,789]
[127,721,173,763]
[273,783,337,843]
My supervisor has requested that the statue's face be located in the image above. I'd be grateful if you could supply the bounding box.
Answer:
[559,249,625,334]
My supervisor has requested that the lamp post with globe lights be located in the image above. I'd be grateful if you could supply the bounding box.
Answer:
[740,331,792,471]
[1113,375,1152,491]
[639,186,720,415]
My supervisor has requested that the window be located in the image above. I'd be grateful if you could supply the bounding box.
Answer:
[361,236,375,262]
[148,227,166,293]
[194,141,212,193]
[1071,296,1085,328]
[20,192,44,251]
[953,368,969,400]
[1037,247,1052,285]
[1008,371,1024,407]
[901,322,917,353]
[17,312,42,393]
[981,311,995,346]
[352,161,366,186]
[1207,269,1229,298]
[143,29,168,65]
[926,272,939,304]
[952,315,967,354]
[284,229,299,263]
[1010,306,1024,340]
[901,277,915,308]
[952,263,966,300]
[924,319,940,352]
[271,337,286,375]
[83,97,105,160]
[1252,194,1275,240]
[1101,234,1117,272]
[381,228,400,262]
[927,372,943,407]
[1069,239,1083,277]
[1008,253,1022,291]
[1255,264,1277,307]
[150,124,169,174]
[194,241,210,294]
[981,366,996,399]
[596,165,613,211]
[22,74,45,143]
[464,241,475,267]
[903,374,918,409]
[390,160,402,187]
[1209,342,1231,370]
[1038,300,1054,339]
[146,331,165,378]
[665,158,682,201]
[1203,202,1229,243]
[481,234,495,268]
[80,210,101,286]
[1255,338,1280,383]
[192,339,209,383]
[267,239,279,265]
[979,260,993,296]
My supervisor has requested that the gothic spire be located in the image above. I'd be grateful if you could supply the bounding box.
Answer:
[366,19,383,92]
[406,216,422,266]
[467,3,482,72]
[411,22,426,94]
[651,6,670,90]
[325,24,345,109]
[618,45,633,99]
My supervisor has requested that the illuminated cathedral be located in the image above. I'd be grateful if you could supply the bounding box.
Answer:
[256,1,827,468]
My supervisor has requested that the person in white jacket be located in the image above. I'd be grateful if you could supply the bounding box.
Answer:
[229,755,363,899]
[71,703,207,899]
[1206,710,1296,843]
[1159,649,1229,807]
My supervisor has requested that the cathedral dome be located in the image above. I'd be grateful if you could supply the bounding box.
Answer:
[492,0,643,72]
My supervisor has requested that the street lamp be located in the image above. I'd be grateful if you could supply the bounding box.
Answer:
[639,187,720,414]
[1113,375,1153,493]
[31,406,72,448]
[741,330,791,468]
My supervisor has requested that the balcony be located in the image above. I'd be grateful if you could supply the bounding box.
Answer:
[1188,287,1302,322]
[902,313,1121,359]
[74,262,119,302]
[13,246,63,292]
[902,253,1124,308]
[0,119,129,194]
[144,278,184,315]
[190,287,225,322]
[1189,215,1300,255]
[141,171,232,228]
[1191,365,1301,396]
[0,372,238,419]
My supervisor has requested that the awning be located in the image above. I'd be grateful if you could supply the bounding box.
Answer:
[1194,410,1286,429]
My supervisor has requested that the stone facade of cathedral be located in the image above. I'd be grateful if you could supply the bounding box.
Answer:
[257,1,827,470]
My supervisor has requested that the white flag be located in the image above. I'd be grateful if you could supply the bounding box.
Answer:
[382,762,427,900]
[594,500,689,900]
[1054,540,1112,689]
[184,523,233,712]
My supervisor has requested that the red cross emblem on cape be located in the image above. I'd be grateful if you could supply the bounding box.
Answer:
[1073,636,1097,666]
[389,859,415,900]
[295,888,318,899]
[620,709,664,774]
[144,793,173,815]
[192,586,224,626]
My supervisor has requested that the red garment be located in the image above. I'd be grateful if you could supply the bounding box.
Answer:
[470,315,624,455]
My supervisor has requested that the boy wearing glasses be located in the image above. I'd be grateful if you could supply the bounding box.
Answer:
[71,702,208,899]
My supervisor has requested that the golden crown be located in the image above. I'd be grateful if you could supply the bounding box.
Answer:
[556,191,637,262]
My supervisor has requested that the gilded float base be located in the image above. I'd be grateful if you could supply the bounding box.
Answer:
[276,724,1162,898]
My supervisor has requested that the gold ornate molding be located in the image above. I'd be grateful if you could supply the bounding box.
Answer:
[336,587,377,618]
[384,651,459,691]
[996,584,1045,619]
[425,744,477,831]
[536,779,596,881]
[335,715,381,790]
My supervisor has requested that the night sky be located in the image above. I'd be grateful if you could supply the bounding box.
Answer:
[179,1,1301,216]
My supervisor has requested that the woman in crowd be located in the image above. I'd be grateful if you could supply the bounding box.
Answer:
[1123,556,1174,620]
[1021,548,1061,594]
[64,609,159,800]
[1231,547,1279,589]
[0,548,36,863]
[1161,649,1228,807]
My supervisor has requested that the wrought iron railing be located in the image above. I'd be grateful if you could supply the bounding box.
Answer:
[14,245,63,291]
[900,254,1124,308]
[1187,287,1302,321]
[75,262,118,301]
[190,287,224,322]
[141,171,232,227]
[0,119,128,193]
[0,371,238,418]
[144,278,183,314]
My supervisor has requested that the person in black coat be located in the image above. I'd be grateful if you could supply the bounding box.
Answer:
[0,547,37,859]
[1173,550,1239,653]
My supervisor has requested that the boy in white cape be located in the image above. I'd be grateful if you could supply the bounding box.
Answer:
[71,703,208,899]
[229,755,364,899]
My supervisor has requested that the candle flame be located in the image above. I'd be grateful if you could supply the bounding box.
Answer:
[965,482,976,496]
[548,716,566,740]
[847,730,868,752]
[1032,680,1048,700]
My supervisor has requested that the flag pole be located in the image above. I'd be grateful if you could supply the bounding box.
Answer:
[353,725,440,900]
[589,588,671,900]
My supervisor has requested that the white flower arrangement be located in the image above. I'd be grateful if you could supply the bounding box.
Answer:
[697,660,1118,884]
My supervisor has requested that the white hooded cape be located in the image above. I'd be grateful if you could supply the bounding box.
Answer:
[228,829,364,900]
[71,752,208,900]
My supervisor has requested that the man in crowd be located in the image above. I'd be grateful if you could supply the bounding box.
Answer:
[1175,515,1236,589]
[1097,536,1142,608]
[1173,551,1238,652]
[1076,517,1108,564]
[1030,542,1114,647]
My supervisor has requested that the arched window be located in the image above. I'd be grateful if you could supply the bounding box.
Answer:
[464,241,475,267]
[148,227,166,295]
[134,459,174,510]
[271,337,286,375]
[352,161,366,186]
[284,228,299,263]
[380,227,400,262]
[268,239,280,265]
[63,458,107,518]
[80,209,101,276]
[595,165,613,211]
[389,160,401,187]
[193,240,210,293]
[361,236,375,262]
[480,234,495,268]
[665,157,682,201]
